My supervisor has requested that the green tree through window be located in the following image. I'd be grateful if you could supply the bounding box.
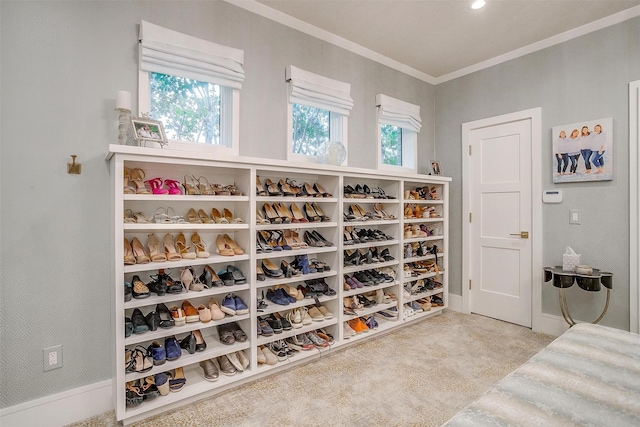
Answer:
[150,72,221,144]
[381,123,402,166]
[292,104,330,156]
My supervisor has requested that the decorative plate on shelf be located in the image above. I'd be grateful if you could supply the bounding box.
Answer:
[316,140,346,166]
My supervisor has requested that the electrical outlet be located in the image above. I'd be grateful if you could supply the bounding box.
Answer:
[43,345,63,371]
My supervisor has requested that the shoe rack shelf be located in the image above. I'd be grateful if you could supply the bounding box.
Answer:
[109,145,449,424]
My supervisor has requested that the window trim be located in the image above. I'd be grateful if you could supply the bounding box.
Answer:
[376,94,421,173]
[286,66,352,164]
[137,21,243,155]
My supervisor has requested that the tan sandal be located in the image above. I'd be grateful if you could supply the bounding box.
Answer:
[191,232,210,258]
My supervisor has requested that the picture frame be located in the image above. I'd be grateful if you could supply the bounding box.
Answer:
[430,160,442,176]
[551,117,613,183]
[131,117,168,147]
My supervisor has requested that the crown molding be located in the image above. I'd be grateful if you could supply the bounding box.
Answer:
[224,1,640,86]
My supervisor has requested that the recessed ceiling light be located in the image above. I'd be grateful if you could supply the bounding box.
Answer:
[470,0,486,10]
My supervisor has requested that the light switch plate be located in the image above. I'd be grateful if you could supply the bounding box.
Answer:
[569,209,581,224]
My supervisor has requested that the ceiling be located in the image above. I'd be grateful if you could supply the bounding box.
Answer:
[250,0,640,82]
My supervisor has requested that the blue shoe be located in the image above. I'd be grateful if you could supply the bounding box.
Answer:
[233,295,249,315]
[164,336,182,361]
[266,288,290,305]
[148,341,166,365]
[221,293,237,315]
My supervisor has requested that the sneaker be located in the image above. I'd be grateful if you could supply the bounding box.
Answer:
[343,322,356,338]
[220,294,237,315]
[306,331,329,348]
[404,304,415,317]
[233,295,249,315]
[380,306,399,318]
[317,305,334,319]
[265,316,283,334]
[307,306,325,322]
[286,334,314,351]
[148,341,166,366]
[260,345,278,365]
[279,339,295,356]
[258,318,274,336]
[268,340,288,361]
[365,316,378,329]
[302,307,313,325]
[277,314,292,331]
[316,329,334,344]
[410,301,423,313]
[287,308,303,329]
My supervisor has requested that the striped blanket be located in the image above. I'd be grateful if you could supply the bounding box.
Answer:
[443,323,640,426]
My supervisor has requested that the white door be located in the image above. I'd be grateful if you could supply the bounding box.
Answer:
[469,119,532,327]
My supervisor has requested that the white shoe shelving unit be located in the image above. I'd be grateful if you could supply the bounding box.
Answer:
[109,145,450,424]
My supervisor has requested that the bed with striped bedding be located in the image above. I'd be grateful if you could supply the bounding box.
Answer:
[443,323,640,426]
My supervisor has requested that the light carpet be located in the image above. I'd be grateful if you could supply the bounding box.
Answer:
[70,310,554,427]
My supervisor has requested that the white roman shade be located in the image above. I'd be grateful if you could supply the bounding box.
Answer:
[286,65,353,116]
[376,94,422,132]
[139,20,245,89]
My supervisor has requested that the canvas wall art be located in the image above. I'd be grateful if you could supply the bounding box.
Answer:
[552,117,613,183]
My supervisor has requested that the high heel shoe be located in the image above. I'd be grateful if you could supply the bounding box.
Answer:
[183,175,201,195]
[187,208,202,224]
[304,202,321,222]
[201,265,224,287]
[291,230,308,248]
[278,179,295,196]
[265,179,282,196]
[311,202,330,221]
[148,233,168,262]
[145,178,170,195]
[130,169,151,194]
[130,237,150,264]
[273,203,292,223]
[210,208,228,224]
[198,209,214,224]
[256,231,273,253]
[215,235,235,256]
[124,238,136,265]
[197,176,216,195]
[283,229,300,249]
[256,209,270,225]
[263,203,283,223]
[223,208,243,224]
[164,179,183,195]
[312,230,333,246]
[302,182,319,197]
[290,203,308,223]
[191,232,210,258]
[256,175,268,196]
[313,182,332,197]
[223,234,244,255]
[163,234,182,261]
[304,230,324,247]
[176,232,196,259]
[123,168,136,194]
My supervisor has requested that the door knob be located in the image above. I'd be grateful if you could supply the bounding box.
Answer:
[509,231,529,238]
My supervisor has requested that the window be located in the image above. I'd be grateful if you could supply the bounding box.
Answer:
[286,65,352,164]
[376,94,421,172]
[138,21,244,154]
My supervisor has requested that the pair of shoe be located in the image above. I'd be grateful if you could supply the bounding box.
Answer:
[215,234,244,256]
[220,293,249,315]
[347,318,370,334]
[217,351,249,375]
[217,322,247,345]
[178,330,207,354]
[266,288,296,306]
[257,345,279,365]
[125,377,159,407]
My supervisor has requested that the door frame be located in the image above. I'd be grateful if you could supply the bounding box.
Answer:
[461,107,543,332]
[630,80,639,334]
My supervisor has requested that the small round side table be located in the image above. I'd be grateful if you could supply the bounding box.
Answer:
[543,266,613,326]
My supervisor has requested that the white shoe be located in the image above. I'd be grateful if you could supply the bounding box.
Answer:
[287,308,303,329]
[343,322,356,338]
[237,350,249,369]
[256,347,267,364]
[226,351,244,372]
[260,346,278,365]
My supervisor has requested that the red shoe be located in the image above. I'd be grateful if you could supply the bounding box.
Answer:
[145,178,170,195]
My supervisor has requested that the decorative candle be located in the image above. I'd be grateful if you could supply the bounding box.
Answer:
[116,90,131,111]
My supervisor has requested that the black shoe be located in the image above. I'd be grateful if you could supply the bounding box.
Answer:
[147,275,166,296]
[228,322,248,342]
[226,265,247,284]
[179,332,196,354]
[145,311,161,331]
[156,303,175,328]
[266,316,283,334]
[131,308,149,334]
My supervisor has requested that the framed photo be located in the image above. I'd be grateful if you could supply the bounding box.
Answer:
[430,160,442,176]
[131,117,168,147]
[552,117,613,183]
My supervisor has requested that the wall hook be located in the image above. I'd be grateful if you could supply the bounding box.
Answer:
[67,155,81,174]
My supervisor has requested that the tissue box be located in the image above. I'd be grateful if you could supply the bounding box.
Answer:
[563,247,581,272]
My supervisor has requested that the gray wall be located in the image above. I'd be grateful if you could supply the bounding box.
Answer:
[0,1,434,408]
[436,17,640,330]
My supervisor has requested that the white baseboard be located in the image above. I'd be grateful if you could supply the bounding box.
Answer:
[0,379,112,427]
[540,313,571,337]
[447,293,462,312]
